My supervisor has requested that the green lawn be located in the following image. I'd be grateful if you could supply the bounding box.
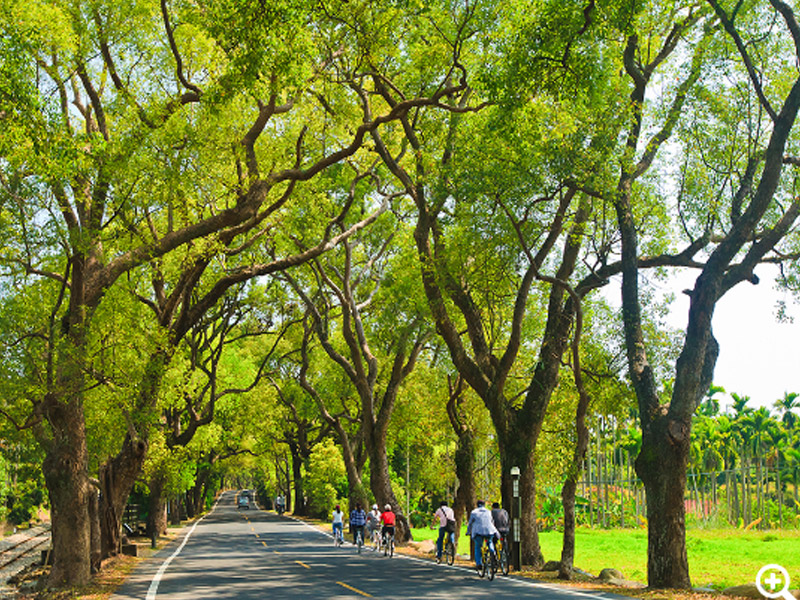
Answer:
[412,526,800,589]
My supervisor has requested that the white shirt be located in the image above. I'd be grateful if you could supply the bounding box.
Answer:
[467,505,498,537]
[332,509,344,524]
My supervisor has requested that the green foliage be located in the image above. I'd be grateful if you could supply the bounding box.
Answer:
[305,438,348,519]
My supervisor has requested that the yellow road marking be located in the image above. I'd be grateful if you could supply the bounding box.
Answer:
[261,541,267,547]
[295,560,311,569]
[337,582,372,597]
[254,533,260,538]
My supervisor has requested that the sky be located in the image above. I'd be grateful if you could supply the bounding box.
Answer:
[658,265,800,412]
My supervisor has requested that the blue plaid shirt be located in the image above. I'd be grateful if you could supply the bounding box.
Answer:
[350,509,367,526]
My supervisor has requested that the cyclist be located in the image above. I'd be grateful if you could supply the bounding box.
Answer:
[491,501,509,540]
[380,503,396,547]
[332,504,344,545]
[466,500,498,571]
[275,494,286,515]
[432,500,455,564]
[366,504,381,547]
[349,502,367,546]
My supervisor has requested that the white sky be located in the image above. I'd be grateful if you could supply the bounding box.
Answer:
[660,265,800,412]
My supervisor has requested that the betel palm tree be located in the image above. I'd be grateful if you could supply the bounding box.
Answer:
[689,417,710,520]
[764,423,790,528]
[774,392,800,431]
[715,415,741,524]
[699,385,726,418]
[745,407,774,526]
[732,404,755,526]
[729,393,754,419]
[786,447,800,512]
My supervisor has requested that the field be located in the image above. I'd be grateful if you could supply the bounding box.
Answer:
[411,526,800,590]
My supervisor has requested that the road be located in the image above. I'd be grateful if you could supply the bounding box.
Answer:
[112,491,626,600]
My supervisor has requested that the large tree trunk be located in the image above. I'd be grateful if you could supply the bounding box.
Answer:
[88,487,101,573]
[99,435,148,559]
[635,414,691,588]
[499,431,544,568]
[559,386,591,579]
[289,442,306,516]
[446,375,476,545]
[147,473,169,539]
[367,438,411,541]
[453,430,476,543]
[41,399,92,587]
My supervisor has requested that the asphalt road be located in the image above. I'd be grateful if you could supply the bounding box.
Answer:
[112,491,627,600]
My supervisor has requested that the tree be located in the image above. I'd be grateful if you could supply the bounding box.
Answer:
[774,392,800,431]
[287,216,430,540]
[0,0,473,584]
[611,0,800,587]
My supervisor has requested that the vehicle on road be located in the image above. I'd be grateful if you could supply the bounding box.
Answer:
[237,495,250,510]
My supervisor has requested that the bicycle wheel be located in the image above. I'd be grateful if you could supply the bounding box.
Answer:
[478,544,487,578]
[383,534,389,556]
[357,531,362,554]
[488,550,497,581]
[389,537,394,557]
[499,541,509,575]
[444,539,455,566]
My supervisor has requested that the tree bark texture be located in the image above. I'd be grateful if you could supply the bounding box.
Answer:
[447,377,476,543]
[147,473,169,539]
[41,398,92,586]
[99,435,148,559]
[635,413,691,588]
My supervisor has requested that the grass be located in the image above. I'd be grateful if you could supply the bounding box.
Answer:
[412,525,800,590]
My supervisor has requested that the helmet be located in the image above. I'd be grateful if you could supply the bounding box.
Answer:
[384,504,392,511]
[372,504,378,510]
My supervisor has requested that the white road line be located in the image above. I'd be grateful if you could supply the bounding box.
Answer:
[145,496,221,600]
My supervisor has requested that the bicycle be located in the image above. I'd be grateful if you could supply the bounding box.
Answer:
[477,537,497,580]
[381,530,395,557]
[369,527,381,552]
[495,534,509,575]
[333,526,344,547]
[355,528,364,554]
[442,533,455,566]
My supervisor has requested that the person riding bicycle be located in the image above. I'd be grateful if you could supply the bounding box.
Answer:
[349,502,367,545]
[380,503,396,544]
[491,501,509,541]
[466,500,498,570]
[432,500,455,563]
[366,504,381,545]
[332,504,344,543]
[275,494,286,515]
